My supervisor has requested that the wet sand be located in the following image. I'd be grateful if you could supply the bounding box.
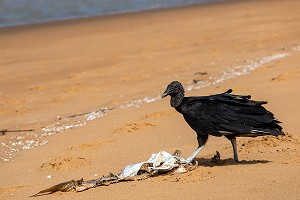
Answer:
[0,0,300,199]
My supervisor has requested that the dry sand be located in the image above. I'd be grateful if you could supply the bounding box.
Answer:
[0,0,300,199]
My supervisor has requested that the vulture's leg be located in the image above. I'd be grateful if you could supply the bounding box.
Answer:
[185,146,204,163]
[186,134,208,163]
[225,136,239,162]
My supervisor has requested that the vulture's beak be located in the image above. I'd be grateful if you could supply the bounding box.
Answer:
[161,91,169,99]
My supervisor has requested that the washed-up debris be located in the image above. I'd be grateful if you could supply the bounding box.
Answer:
[193,79,202,84]
[0,129,35,136]
[211,151,221,163]
[64,107,114,119]
[31,150,197,197]
[194,72,208,75]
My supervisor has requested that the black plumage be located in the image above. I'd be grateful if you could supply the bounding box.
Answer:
[162,81,283,162]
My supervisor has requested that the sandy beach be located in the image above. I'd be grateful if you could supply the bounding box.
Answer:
[0,0,300,199]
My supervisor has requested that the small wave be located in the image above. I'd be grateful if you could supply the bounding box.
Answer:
[186,52,290,91]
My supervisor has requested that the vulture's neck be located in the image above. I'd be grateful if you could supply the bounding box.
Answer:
[170,91,184,108]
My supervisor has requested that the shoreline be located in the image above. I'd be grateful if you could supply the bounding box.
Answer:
[0,0,300,199]
[0,0,228,29]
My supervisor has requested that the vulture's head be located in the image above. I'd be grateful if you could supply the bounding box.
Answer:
[162,81,185,107]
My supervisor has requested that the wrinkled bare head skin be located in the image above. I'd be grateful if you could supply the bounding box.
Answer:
[162,81,185,107]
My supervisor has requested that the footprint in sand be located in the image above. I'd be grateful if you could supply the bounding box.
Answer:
[113,122,156,134]
[67,140,115,151]
[120,74,148,82]
[67,73,83,79]
[0,185,30,195]
[271,73,292,82]
[40,156,91,172]
[166,168,214,183]
[237,133,300,163]
[50,96,65,103]
[270,70,300,82]
[29,85,46,91]
[240,133,298,150]
[62,84,84,94]
[1,100,31,114]
[141,110,175,120]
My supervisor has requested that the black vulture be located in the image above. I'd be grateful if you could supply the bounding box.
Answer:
[162,81,283,162]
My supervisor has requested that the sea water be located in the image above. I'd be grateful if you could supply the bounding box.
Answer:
[0,0,219,28]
